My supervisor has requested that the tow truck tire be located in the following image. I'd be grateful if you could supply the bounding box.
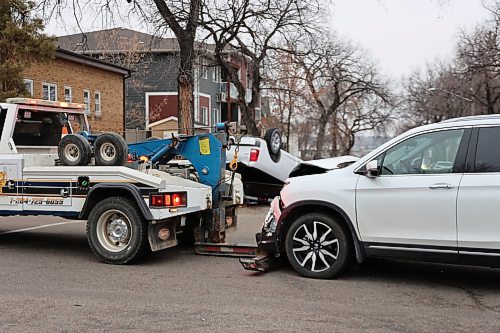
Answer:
[285,212,352,279]
[264,128,282,162]
[94,133,128,166]
[86,197,149,264]
[58,134,92,166]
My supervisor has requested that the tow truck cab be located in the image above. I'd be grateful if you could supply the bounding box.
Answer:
[0,98,243,264]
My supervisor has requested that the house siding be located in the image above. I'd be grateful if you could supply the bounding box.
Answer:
[150,119,179,138]
[125,53,180,130]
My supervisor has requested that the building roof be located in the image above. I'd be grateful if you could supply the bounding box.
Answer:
[57,27,213,54]
[56,48,130,76]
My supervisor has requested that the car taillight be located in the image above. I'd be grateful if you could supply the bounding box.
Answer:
[250,149,260,162]
[150,192,187,208]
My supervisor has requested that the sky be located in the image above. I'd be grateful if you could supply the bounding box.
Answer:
[329,0,490,79]
[44,0,492,80]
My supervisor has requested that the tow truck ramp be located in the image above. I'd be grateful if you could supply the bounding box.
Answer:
[194,242,276,272]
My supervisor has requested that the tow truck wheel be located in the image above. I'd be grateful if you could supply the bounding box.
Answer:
[285,213,352,279]
[86,197,148,264]
[58,134,92,166]
[94,133,128,166]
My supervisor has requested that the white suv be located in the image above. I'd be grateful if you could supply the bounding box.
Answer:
[259,115,500,279]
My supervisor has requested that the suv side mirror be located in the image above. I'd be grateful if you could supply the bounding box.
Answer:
[365,160,379,178]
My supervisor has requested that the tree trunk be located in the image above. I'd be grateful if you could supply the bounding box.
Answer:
[240,103,259,136]
[331,115,338,157]
[178,45,194,135]
[286,89,293,153]
[315,115,328,159]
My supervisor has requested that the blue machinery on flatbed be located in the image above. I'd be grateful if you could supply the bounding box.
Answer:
[126,123,274,272]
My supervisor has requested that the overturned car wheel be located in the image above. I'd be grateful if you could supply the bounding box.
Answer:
[264,128,282,162]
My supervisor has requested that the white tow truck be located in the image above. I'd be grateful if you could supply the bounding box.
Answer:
[0,98,243,264]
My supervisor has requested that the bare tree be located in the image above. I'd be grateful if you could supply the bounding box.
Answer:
[293,33,392,158]
[401,62,471,130]
[400,1,500,130]
[457,15,500,115]
[200,0,324,135]
[266,48,310,151]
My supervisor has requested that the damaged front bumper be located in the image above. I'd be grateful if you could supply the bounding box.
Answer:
[255,196,283,254]
[240,196,283,272]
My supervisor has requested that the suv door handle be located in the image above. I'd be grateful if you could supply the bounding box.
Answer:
[429,183,454,190]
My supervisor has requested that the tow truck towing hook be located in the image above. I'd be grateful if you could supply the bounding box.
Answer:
[216,122,247,136]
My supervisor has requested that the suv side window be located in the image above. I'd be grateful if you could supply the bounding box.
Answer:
[474,127,500,172]
[378,129,465,175]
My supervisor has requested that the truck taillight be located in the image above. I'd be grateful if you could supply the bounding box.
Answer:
[250,149,260,162]
[150,192,187,208]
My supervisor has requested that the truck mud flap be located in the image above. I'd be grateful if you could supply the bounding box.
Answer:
[149,220,177,252]
[194,242,258,258]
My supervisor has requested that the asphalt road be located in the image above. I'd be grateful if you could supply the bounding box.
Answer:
[1,206,500,332]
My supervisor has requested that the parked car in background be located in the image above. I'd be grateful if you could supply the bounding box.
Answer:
[257,115,500,279]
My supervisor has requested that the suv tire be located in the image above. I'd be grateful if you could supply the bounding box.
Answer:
[285,212,352,279]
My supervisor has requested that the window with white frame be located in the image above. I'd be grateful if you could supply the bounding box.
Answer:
[64,86,72,103]
[201,59,208,79]
[194,106,200,123]
[42,83,57,101]
[213,108,220,125]
[212,66,220,82]
[237,68,242,80]
[95,91,102,116]
[23,79,34,97]
[83,90,91,114]
[201,106,209,125]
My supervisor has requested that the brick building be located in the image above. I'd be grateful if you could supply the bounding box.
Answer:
[21,49,130,133]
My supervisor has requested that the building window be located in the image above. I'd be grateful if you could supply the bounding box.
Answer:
[213,108,220,125]
[23,79,34,97]
[194,106,200,123]
[64,86,72,103]
[42,83,57,101]
[95,91,102,116]
[212,66,220,82]
[83,90,91,114]
[201,59,208,79]
[201,106,208,126]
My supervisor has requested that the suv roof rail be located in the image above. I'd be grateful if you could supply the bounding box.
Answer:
[441,114,500,123]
